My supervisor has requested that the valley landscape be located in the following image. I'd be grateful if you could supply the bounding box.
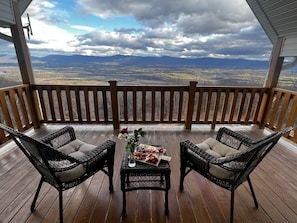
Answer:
[1,54,297,89]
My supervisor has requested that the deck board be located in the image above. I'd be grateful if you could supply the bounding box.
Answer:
[0,124,297,223]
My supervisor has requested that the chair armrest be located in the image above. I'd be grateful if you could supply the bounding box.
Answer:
[216,127,255,150]
[40,126,76,148]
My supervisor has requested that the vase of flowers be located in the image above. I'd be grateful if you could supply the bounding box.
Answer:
[118,127,146,167]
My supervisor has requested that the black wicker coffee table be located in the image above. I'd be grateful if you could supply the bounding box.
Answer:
[120,151,171,217]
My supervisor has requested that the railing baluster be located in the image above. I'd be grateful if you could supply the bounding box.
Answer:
[47,88,56,122]
[221,88,230,122]
[177,89,184,122]
[169,89,174,122]
[151,89,156,122]
[17,87,30,127]
[205,89,213,123]
[0,91,13,127]
[65,87,74,122]
[84,89,91,123]
[56,87,65,122]
[102,90,108,123]
[268,90,282,129]
[75,88,82,122]
[93,89,99,122]
[245,89,256,124]
[37,87,48,122]
[276,92,291,130]
[132,88,137,122]
[212,89,221,129]
[228,89,239,123]
[160,90,165,122]
[237,89,247,123]
[8,89,22,130]
[287,95,297,129]
[123,89,128,123]
[195,88,203,123]
[142,89,146,122]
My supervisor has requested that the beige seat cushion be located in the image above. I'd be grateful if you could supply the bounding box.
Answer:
[196,138,240,179]
[53,139,97,182]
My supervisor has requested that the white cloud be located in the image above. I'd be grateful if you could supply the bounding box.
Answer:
[71,25,95,32]
[1,0,272,60]
[27,18,77,54]
[76,0,255,34]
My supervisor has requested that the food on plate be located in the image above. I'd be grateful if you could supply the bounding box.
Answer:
[134,151,146,159]
[145,146,159,153]
[145,153,159,164]
[158,148,165,153]
[134,144,168,166]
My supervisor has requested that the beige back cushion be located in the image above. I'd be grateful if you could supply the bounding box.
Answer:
[196,138,240,179]
[53,139,97,182]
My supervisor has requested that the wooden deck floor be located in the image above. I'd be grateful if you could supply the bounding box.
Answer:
[0,124,297,223]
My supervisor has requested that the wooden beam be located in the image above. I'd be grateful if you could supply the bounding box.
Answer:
[184,81,197,130]
[9,2,41,128]
[264,36,285,88]
[10,1,35,85]
[0,32,13,42]
[109,81,120,130]
[257,36,285,128]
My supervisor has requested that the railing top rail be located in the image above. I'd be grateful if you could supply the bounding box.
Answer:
[31,84,111,91]
[272,87,297,95]
[0,84,30,92]
[117,85,189,91]
[31,84,268,91]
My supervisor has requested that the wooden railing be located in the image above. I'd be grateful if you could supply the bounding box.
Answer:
[1,82,297,145]
[191,87,269,128]
[0,85,36,144]
[31,82,270,128]
[263,88,297,141]
[32,84,113,124]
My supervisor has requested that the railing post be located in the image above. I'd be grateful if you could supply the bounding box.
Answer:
[109,81,120,130]
[184,81,197,130]
[28,86,42,128]
[258,36,285,128]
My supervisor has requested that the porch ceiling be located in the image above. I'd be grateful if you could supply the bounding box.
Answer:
[246,0,297,57]
[0,0,32,28]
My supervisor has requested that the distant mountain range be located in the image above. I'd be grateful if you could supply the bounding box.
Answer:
[0,54,269,70]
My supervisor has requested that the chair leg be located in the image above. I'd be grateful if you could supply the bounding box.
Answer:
[179,166,186,190]
[59,190,63,223]
[31,177,44,212]
[230,189,235,223]
[247,177,258,208]
[107,147,115,192]
[108,163,114,192]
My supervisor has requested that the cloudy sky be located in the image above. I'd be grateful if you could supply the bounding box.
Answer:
[0,0,272,60]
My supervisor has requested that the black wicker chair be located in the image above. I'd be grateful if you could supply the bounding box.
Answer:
[0,124,116,223]
[179,126,293,223]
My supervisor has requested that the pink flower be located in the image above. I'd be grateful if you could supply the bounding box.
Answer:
[120,127,128,134]
[118,127,146,151]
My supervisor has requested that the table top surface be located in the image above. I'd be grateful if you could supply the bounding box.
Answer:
[120,151,171,173]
